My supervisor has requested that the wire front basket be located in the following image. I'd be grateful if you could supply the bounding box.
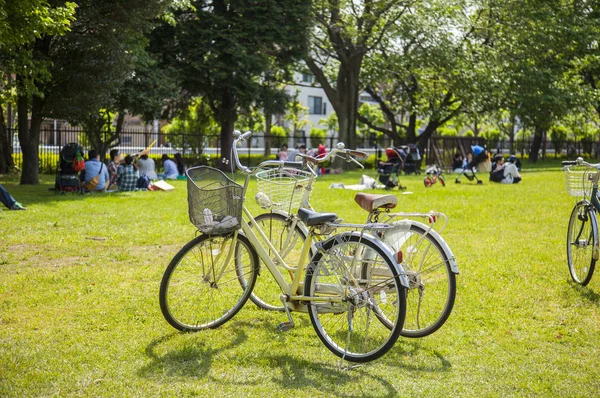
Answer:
[564,165,596,197]
[255,167,312,214]
[186,166,243,235]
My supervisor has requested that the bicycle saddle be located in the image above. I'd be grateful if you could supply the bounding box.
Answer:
[297,208,338,226]
[354,192,398,212]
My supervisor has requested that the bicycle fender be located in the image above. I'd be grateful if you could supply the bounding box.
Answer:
[384,220,460,275]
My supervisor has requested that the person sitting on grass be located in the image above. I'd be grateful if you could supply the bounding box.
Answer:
[116,155,139,191]
[0,184,26,210]
[159,154,178,180]
[490,155,522,184]
[107,149,121,189]
[174,153,186,177]
[83,149,110,192]
[136,154,158,180]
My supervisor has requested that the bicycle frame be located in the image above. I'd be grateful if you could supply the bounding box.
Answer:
[255,144,459,275]
[231,134,409,314]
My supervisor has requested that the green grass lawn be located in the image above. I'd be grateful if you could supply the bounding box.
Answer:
[1,163,599,397]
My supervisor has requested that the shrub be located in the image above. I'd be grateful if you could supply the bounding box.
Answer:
[270,125,288,149]
[309,127,327,148]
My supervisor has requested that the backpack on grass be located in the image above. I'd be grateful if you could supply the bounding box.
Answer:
[490,168,504,183]
[136,174,150,189]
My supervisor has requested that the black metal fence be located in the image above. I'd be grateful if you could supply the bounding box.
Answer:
[6,126,597,173]
[7,127,349,173]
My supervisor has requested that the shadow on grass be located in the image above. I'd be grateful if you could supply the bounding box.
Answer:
[139,327,250,379]
[570,282,600,304]
[256,354,400,397]
[139,317,450,396]
[0,179,183,208]
[376,339,452,373]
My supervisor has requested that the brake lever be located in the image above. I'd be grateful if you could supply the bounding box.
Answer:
[347,154,365,169]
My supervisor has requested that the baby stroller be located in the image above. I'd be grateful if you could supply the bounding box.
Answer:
[455,145,488,185]
[376,148,406,190]
[55,143,84,194]
[398,144,422,175]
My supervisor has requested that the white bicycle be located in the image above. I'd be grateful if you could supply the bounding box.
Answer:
[248,142,459,338]
[159,131,410,363]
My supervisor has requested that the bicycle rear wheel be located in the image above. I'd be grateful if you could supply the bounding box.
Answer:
[304,233,406,363]
[382,223,456,338]
[247,212,308,311]
[159,232,259,331]
[567,201,597,286]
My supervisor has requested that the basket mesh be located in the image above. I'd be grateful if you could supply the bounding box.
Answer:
[186,166,243,234]
[564,165,595,197]
[255,167,312,213]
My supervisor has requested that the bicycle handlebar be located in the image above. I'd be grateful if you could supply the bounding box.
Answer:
[563,157,600,168]
[232,130,366,174]
[295,145,366,170]
[232,131,317,176]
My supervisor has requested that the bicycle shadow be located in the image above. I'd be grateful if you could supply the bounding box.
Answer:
[381,340,452,373]
[139,319,451,395]
[139,327,249,379]
[138,317,289,379]
[569,282,600,304]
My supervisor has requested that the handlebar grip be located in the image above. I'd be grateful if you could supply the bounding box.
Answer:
[347,150,367,159]
[283,161,304,169]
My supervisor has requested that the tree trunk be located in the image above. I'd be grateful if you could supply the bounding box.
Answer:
[336,61,361,150]
[216,92,236,170]
[0,104,15,174]
[17,87,42,185]
[406,112,418,144]
[529,125,544,163]
[509,114,516,154]
[418,121,441,149]
[264,111,272,156]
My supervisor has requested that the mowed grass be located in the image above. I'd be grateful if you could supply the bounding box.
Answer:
[1,164,599,397]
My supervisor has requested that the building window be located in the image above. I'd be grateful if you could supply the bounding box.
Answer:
[308,96,323,115]
[302,73,314,83]
[360,94,375,103]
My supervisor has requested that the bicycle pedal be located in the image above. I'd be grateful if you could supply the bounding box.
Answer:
[275,322,294,332]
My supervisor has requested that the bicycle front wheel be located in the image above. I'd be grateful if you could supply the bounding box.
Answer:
[382,223,456,338]
[159,233,259,331]
[567,201,597,286]
[304,233,406,363]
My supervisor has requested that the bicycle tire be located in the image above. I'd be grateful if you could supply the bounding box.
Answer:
[424,177,432,187]
[159,232,259,331]
[439,176,445,187]
[567,201,597,286]
[304,233,406,362]
[380,223,456,338]
[247,212,308,311]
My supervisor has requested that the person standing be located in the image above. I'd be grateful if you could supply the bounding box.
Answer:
[317,143,327,175]
[0,184,26,210]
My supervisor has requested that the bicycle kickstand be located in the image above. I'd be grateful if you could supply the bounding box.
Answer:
[275,295,295,332]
